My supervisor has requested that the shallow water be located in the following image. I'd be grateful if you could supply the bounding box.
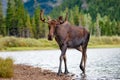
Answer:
[0,48,120,80]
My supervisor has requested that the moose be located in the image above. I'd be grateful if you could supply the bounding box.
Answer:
[40,10,90,75]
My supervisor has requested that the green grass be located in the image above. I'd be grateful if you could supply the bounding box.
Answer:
[0,57,14,78]
[88,36,120,48]
[0,36,120,51]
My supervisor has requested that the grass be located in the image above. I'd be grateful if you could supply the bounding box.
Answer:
[0,36,120,51]
[89,36,120,48]
[0,57,14,78]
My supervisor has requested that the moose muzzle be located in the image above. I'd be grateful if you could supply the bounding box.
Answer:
[48,34,53,41]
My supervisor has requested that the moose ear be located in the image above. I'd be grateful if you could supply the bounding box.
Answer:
[57,12,68,24]
[58,16,64,24]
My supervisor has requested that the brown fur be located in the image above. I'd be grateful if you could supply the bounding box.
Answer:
[40,10,90,75]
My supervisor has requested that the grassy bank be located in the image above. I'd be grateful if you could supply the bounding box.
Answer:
[89,36,120,48]
[0,36,120,51]
[0,57,14,78]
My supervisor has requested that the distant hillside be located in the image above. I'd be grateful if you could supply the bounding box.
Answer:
[24,0,53,15]
[51,0,120,21]
[2,0,120,21]
[2,0,63,15]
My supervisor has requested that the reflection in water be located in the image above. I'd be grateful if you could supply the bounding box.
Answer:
[0,48,120,80]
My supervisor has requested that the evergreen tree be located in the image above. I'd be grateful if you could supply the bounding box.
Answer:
[25,13,34,37]
[6,0,16,36]
[69,10,74,25]
[95,13,101,36]
[34,7,46,38]
[31,16,36,38]
[0,0,6,36]
[73,6,80,26]
[15,0,25,37]
[34,7,40,38]
[84,13,92,33]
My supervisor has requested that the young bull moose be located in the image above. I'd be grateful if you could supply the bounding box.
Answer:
[40,10,90,75]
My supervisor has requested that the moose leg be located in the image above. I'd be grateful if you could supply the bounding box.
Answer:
[57,54,63,75]
[80,53,84,73]
[63,54,69,74]
[76,47,84,73]
[57,44,67,75]
[82,47,87,74]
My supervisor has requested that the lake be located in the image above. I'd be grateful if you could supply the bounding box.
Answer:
[0,48,120,80]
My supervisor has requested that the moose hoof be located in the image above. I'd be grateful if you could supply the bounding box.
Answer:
[80,72,86,76]
[64,71,69,74]
[57,71,62,76]
[57,72,61,76]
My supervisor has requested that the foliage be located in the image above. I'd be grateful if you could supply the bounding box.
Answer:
[51,0,120,21]
[51,6,120,36]
[0,57,14,78]
[0,0,120,37]
[4,0,46,38]
[0,36,120,51]
[0,0,6,36]
[0,36,58,50]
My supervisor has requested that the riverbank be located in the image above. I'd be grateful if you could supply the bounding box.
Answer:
[0,64,72,80]
[0,36,120,51]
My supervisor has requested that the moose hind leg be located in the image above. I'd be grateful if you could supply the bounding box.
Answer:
[76,47,84,73]
[80,53,84,73]
[82,46,87,74]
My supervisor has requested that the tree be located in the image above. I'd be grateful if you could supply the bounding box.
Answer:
[6,0,16,36]
[34,7,46,38]
[34,7,40,38]
[15,0,26,37]
[25,13,34,37]
[31,16,36,38]
[0,0,6,36]
[84,13,92,34]
[95,13,101,36]
[73,6,80,26]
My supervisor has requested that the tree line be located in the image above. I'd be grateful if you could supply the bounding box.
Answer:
[51,6,120,36]
[0,0,47,38]
[0,0,120,39]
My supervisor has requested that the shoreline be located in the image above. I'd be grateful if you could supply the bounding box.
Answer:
[1,45,120,51]
[0,64,73,80]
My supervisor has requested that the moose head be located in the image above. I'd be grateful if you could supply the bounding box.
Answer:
[40,10,68,41]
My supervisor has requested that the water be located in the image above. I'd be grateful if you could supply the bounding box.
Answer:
[0,48,120,80]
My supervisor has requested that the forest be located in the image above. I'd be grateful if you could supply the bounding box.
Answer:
[0,0,120,39]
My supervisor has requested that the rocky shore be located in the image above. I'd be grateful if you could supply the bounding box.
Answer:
[0,64,73,80]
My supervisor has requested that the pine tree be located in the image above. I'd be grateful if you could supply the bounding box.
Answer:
[0,0,6,36]
[69,10,74,25]
[73,6,80,26]
[6,0,16,36]
[95,13,101,36]
[25,13,34,37]
[84,13,92,33]
[34,7,40,38]
[31,16,36,38]
[15,0,25,37]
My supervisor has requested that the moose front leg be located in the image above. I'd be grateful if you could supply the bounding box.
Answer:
[57,44,67,75]
[57,54,63,75]
[63,54,69,74]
